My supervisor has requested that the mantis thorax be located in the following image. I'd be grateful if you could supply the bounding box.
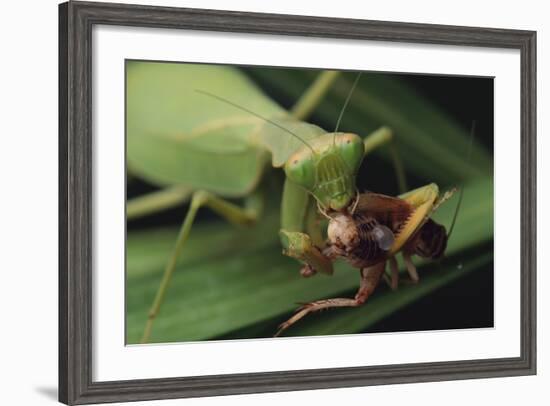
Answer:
[284,133,364,211]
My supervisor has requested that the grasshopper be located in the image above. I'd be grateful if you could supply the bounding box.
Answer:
[127,62,445,342]
[276,185,459,336]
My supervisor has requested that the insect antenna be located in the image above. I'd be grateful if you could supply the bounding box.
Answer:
[195,89,315,154]
[447,120,476,241]
[333,72,362,147]
[446,186,463,241]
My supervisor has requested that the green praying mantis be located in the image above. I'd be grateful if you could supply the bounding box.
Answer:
[127,62,459,343]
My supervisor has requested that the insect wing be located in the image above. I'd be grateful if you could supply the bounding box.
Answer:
[371,224,395,251]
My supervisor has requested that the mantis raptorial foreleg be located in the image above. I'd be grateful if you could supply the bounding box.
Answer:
[383,183,451,288]
[279,230,334,276]
[140,189,264,343]
[275,262,386,337]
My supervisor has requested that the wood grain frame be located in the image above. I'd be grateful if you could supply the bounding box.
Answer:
[59,1,536,404]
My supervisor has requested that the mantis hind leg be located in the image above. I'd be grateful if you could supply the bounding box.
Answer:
[275,262,386,337]
[140,189,263,344]
[363,126,407,194]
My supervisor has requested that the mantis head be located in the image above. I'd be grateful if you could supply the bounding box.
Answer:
[284,132,364,211]
[195,71,366,213]
[283,71,366,212]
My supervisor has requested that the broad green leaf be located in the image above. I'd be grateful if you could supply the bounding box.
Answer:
[126,177,492,343]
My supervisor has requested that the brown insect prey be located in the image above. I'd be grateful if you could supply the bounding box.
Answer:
[276,191,449,336]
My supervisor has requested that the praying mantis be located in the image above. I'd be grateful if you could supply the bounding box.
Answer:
[126,61,457,342]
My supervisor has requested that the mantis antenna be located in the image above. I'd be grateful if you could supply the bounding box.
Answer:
[333,72,363,146]
[447,120,476,240]
[195,89,316,154]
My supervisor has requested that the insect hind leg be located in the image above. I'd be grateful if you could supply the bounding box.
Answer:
[383,256,400,290]
[275,297,361,337]
[275,262,385,337]
[403,252,420,283]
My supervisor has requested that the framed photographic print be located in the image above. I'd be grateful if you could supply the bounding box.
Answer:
[59,1,536,404]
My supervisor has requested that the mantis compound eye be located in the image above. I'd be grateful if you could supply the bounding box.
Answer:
[372,225,395,251]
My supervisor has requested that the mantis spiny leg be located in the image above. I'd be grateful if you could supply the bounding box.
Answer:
[141,189,263,344]
[291,70,341,120]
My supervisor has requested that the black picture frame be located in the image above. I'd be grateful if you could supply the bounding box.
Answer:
[59,1,537,404]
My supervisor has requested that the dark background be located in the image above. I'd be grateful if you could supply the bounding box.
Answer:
[366,74,494,333]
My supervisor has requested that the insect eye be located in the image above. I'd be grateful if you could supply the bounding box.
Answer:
[284,153,316,190]
[335,133,364,174]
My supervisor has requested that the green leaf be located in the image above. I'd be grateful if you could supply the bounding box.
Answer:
[126,177,492,343]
